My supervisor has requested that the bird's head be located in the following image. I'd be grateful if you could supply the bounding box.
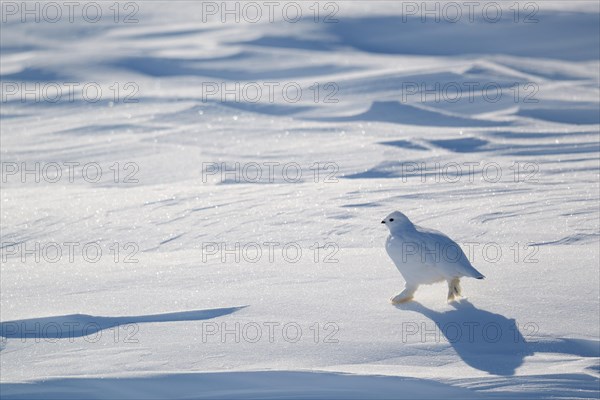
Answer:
[381,211,413,231]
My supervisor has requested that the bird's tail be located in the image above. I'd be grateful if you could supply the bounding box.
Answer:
[468,265,485,279]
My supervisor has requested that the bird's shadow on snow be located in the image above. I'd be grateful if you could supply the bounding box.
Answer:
[395,300,599,376]
[0,306,246,341]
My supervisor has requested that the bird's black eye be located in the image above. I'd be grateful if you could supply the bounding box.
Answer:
[389,218,394,222]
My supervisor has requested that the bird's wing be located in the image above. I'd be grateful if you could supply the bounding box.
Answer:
[414,225,484,278]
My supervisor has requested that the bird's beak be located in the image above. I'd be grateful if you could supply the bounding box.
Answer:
[381,220,385,224]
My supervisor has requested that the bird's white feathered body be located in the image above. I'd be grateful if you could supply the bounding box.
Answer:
[385,225,484,283]
[382,211,484,303]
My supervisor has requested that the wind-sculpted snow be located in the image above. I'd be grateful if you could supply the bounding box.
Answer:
[1,1,599,399]
[0,307,246,339]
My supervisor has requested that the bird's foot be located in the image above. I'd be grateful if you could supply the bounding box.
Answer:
[447,294,462,303]
[447,278,462,303]
[391,294,414,304]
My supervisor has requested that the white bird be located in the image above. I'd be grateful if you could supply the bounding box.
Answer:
[382,211,484,304]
